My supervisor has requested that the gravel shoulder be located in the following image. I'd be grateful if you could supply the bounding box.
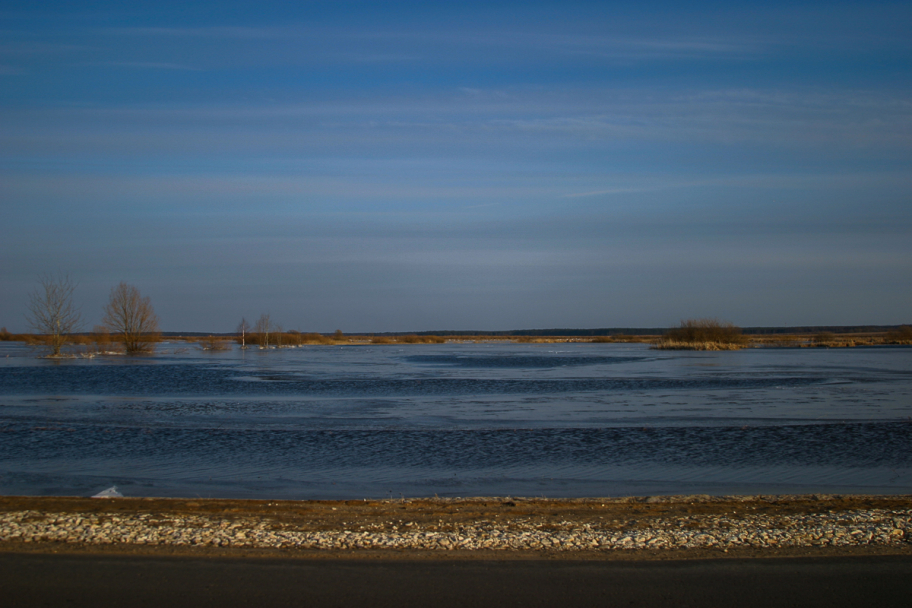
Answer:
[2,494,910,561]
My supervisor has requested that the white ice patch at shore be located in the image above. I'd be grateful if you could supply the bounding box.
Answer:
[92,486,123,498]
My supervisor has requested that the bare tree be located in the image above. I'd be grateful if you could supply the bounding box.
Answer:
[91,325,112,353]
[25,273,81,356]
[237,317,250,348]
[254,313,271,348]
[102,282,160,354]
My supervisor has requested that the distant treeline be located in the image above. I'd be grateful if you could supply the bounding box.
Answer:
[154,329,668,337]
[404,328,670,337]
[152,325,911,338]
[409,325,912,336]
[740,325,910,335]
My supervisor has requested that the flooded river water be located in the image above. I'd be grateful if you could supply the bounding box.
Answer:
[1,342,910,499]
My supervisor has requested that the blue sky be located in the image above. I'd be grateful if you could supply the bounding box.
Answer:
[2,1,911,332]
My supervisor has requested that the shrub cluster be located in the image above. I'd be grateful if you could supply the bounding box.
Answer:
[813,332,836,345]
[885,325,912,344]
[0,327,25,341]
[364,335,446,344]
[298,332,334,344]
[590,336,614,343]
[659,319,748,348]
[398,334,446,344]
[198,336,232,351]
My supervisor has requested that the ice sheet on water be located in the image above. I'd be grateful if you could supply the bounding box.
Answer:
[404,354,644,368]
[2,343,911,499]
[92,486,123,498]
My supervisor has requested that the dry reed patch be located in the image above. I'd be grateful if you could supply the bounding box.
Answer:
[652,340,747,351]
[399,334,447,344]
[885,326,912,345]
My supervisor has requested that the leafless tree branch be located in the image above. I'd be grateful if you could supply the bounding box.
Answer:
[25,273,81,356]
[101,282,160,354]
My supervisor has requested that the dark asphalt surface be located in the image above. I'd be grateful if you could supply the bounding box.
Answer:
[2,553,911,607]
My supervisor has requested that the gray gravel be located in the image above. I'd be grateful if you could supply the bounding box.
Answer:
[2,508,910,552]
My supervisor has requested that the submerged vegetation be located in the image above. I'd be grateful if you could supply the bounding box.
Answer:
[10,276,160,357]
[6,325,912,354]
[198,336,232,351]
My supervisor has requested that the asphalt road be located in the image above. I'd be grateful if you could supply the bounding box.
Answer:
[2,553,911,607]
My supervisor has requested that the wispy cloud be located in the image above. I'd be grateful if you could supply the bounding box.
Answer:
[2,86,909,166]
[485,31,769,61]
[104,25,284,39]
[93,61,203,71]
[562,172,912,199]
[324,52,420,64]
[0,41,89,55]
[90,22,768,68]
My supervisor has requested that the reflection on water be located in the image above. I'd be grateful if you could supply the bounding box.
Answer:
[0,342,910,498]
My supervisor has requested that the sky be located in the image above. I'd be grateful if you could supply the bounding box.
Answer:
[2,0,911,333]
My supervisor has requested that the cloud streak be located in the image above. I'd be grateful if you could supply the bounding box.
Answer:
[3,87,910,158]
